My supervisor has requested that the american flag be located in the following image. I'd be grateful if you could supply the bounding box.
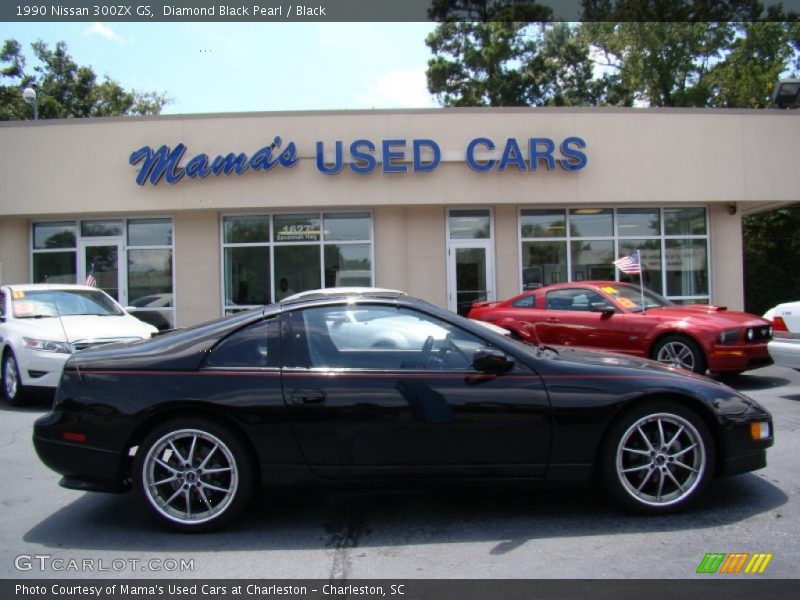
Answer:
[86,264,96,287]
[613,251,641,275]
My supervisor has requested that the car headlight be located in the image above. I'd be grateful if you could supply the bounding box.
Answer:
[23,337,72,354]
[717,328,741,344]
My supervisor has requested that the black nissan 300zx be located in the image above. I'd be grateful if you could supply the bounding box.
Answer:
[33,289,774,531]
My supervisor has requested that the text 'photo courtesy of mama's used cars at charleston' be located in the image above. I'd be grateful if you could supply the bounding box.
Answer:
[0,284,157,405]
[469,282,773,376]
[32,289,773,532]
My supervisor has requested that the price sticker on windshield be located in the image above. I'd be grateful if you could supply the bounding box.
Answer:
[618,297,637,309]
[11,290,25,299]
[601,286,618,294]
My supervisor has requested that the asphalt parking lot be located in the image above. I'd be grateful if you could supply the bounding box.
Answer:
[1,365,798,580]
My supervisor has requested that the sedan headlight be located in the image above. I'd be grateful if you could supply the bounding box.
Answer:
[23,337,72,354]
[717,328,742,344]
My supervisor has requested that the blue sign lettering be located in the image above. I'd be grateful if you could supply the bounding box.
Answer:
[129,136,298,186]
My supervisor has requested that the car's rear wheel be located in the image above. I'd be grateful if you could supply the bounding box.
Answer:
[2,351,27,406]
[652,334,706,374]
[134,418,254,532]
[602,402,715,514]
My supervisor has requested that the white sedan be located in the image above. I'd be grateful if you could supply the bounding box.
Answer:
[764,301,800,371]
[0,284,157,405]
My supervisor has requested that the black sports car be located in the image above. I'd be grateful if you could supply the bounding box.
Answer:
[33,289,774,531]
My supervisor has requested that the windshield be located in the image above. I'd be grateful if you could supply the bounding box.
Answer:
[599,284,673,313]
[11,289,124,318]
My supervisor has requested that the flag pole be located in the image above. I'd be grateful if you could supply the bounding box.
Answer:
[637,250,646,312]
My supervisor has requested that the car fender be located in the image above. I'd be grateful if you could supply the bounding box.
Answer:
[645,323,709,356]
[493,317,539,342]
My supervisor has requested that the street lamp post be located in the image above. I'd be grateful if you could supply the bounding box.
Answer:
[772,79,800,109]
[22,86,38,119]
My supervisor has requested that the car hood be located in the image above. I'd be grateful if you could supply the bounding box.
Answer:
[639,305,769,327]
[10,314,155,343]
[525,343,718,384]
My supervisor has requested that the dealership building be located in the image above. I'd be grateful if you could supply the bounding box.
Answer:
[0,107,797,329]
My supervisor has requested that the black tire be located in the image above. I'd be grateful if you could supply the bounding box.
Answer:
[651,334,707,374]
[601,401,715,514]
[134,417,255,532]
[2,350,28,406]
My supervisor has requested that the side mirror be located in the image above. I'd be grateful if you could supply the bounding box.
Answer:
[472,347,514,373]
[590,302,615,316]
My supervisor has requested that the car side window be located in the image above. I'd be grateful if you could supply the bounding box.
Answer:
[205,317,279,368]
[285,305,494,371]
[511,294,535,308]
[546,288,610,312]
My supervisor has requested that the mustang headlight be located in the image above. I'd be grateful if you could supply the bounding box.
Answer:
[23,337,71,354]
[717,328,742,344]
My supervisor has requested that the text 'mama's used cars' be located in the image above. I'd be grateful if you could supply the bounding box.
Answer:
[1,284,157,404]
[33,289,773,531]
[469,282,772,375]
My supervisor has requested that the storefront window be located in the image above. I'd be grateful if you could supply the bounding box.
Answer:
[519,207,709,303]
[571,240,614,281]
[81,220,123,237]
[33,222,76,250]
[222,212,373,313]
[522,241,567,288]
[448,210,490,239]
[31,218,175,329]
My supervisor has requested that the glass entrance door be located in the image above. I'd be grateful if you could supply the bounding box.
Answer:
[448,244,493,316]
[79,241,124,302]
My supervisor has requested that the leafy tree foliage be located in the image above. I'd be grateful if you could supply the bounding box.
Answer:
[0,39,169,120]
[743,205,800,315]
[426,2,800,108]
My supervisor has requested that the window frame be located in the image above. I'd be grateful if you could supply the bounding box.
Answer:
[220,210,375,315]
[517,205,711,305]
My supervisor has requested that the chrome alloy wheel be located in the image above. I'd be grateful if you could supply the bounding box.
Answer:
[655,341,697,371]
[615,413,706,507]
[142,429,239,525]
[3,354,19,399]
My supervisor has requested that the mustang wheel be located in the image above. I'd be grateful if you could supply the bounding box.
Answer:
[2,351,27,406]
[652,335,706,374]
[602,402,715,514]
[134,418,254,532]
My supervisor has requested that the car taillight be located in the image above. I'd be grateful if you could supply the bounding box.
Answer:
[772,316,791,339]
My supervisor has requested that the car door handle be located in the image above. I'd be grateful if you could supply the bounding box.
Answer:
[291,389,326,405]
[546,317,559,322]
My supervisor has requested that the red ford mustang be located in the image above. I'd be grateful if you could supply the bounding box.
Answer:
[468,282,773,375]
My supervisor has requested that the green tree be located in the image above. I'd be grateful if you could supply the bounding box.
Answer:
[426,2,799,108]
[743,205,800,315]
[0,39,170,120]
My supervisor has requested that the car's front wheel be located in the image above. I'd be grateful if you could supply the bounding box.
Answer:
[651,334,707,374]
[602,402,715,514]
[2,350,27,406]
[134,418,255,532]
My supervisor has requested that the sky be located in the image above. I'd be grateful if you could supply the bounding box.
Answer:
[1,22,440,114]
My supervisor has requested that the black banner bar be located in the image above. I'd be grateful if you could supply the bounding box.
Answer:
[2,0,800,23]
[4,579,800,600]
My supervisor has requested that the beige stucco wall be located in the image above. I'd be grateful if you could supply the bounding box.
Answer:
[1,108,797,322]
[173,212,221,326]
[709,203,744,310]
[1,108,798,217]
[0,218,28,285]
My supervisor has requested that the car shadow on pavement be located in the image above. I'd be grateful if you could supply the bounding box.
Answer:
[715,373,792,391]
[24,473,787,553]
[0,396,53,413]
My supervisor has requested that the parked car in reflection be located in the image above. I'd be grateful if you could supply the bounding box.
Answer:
[0,284,157,404]
[763,300,800,371]
[34,288,773,531]
[469,281,773,375]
